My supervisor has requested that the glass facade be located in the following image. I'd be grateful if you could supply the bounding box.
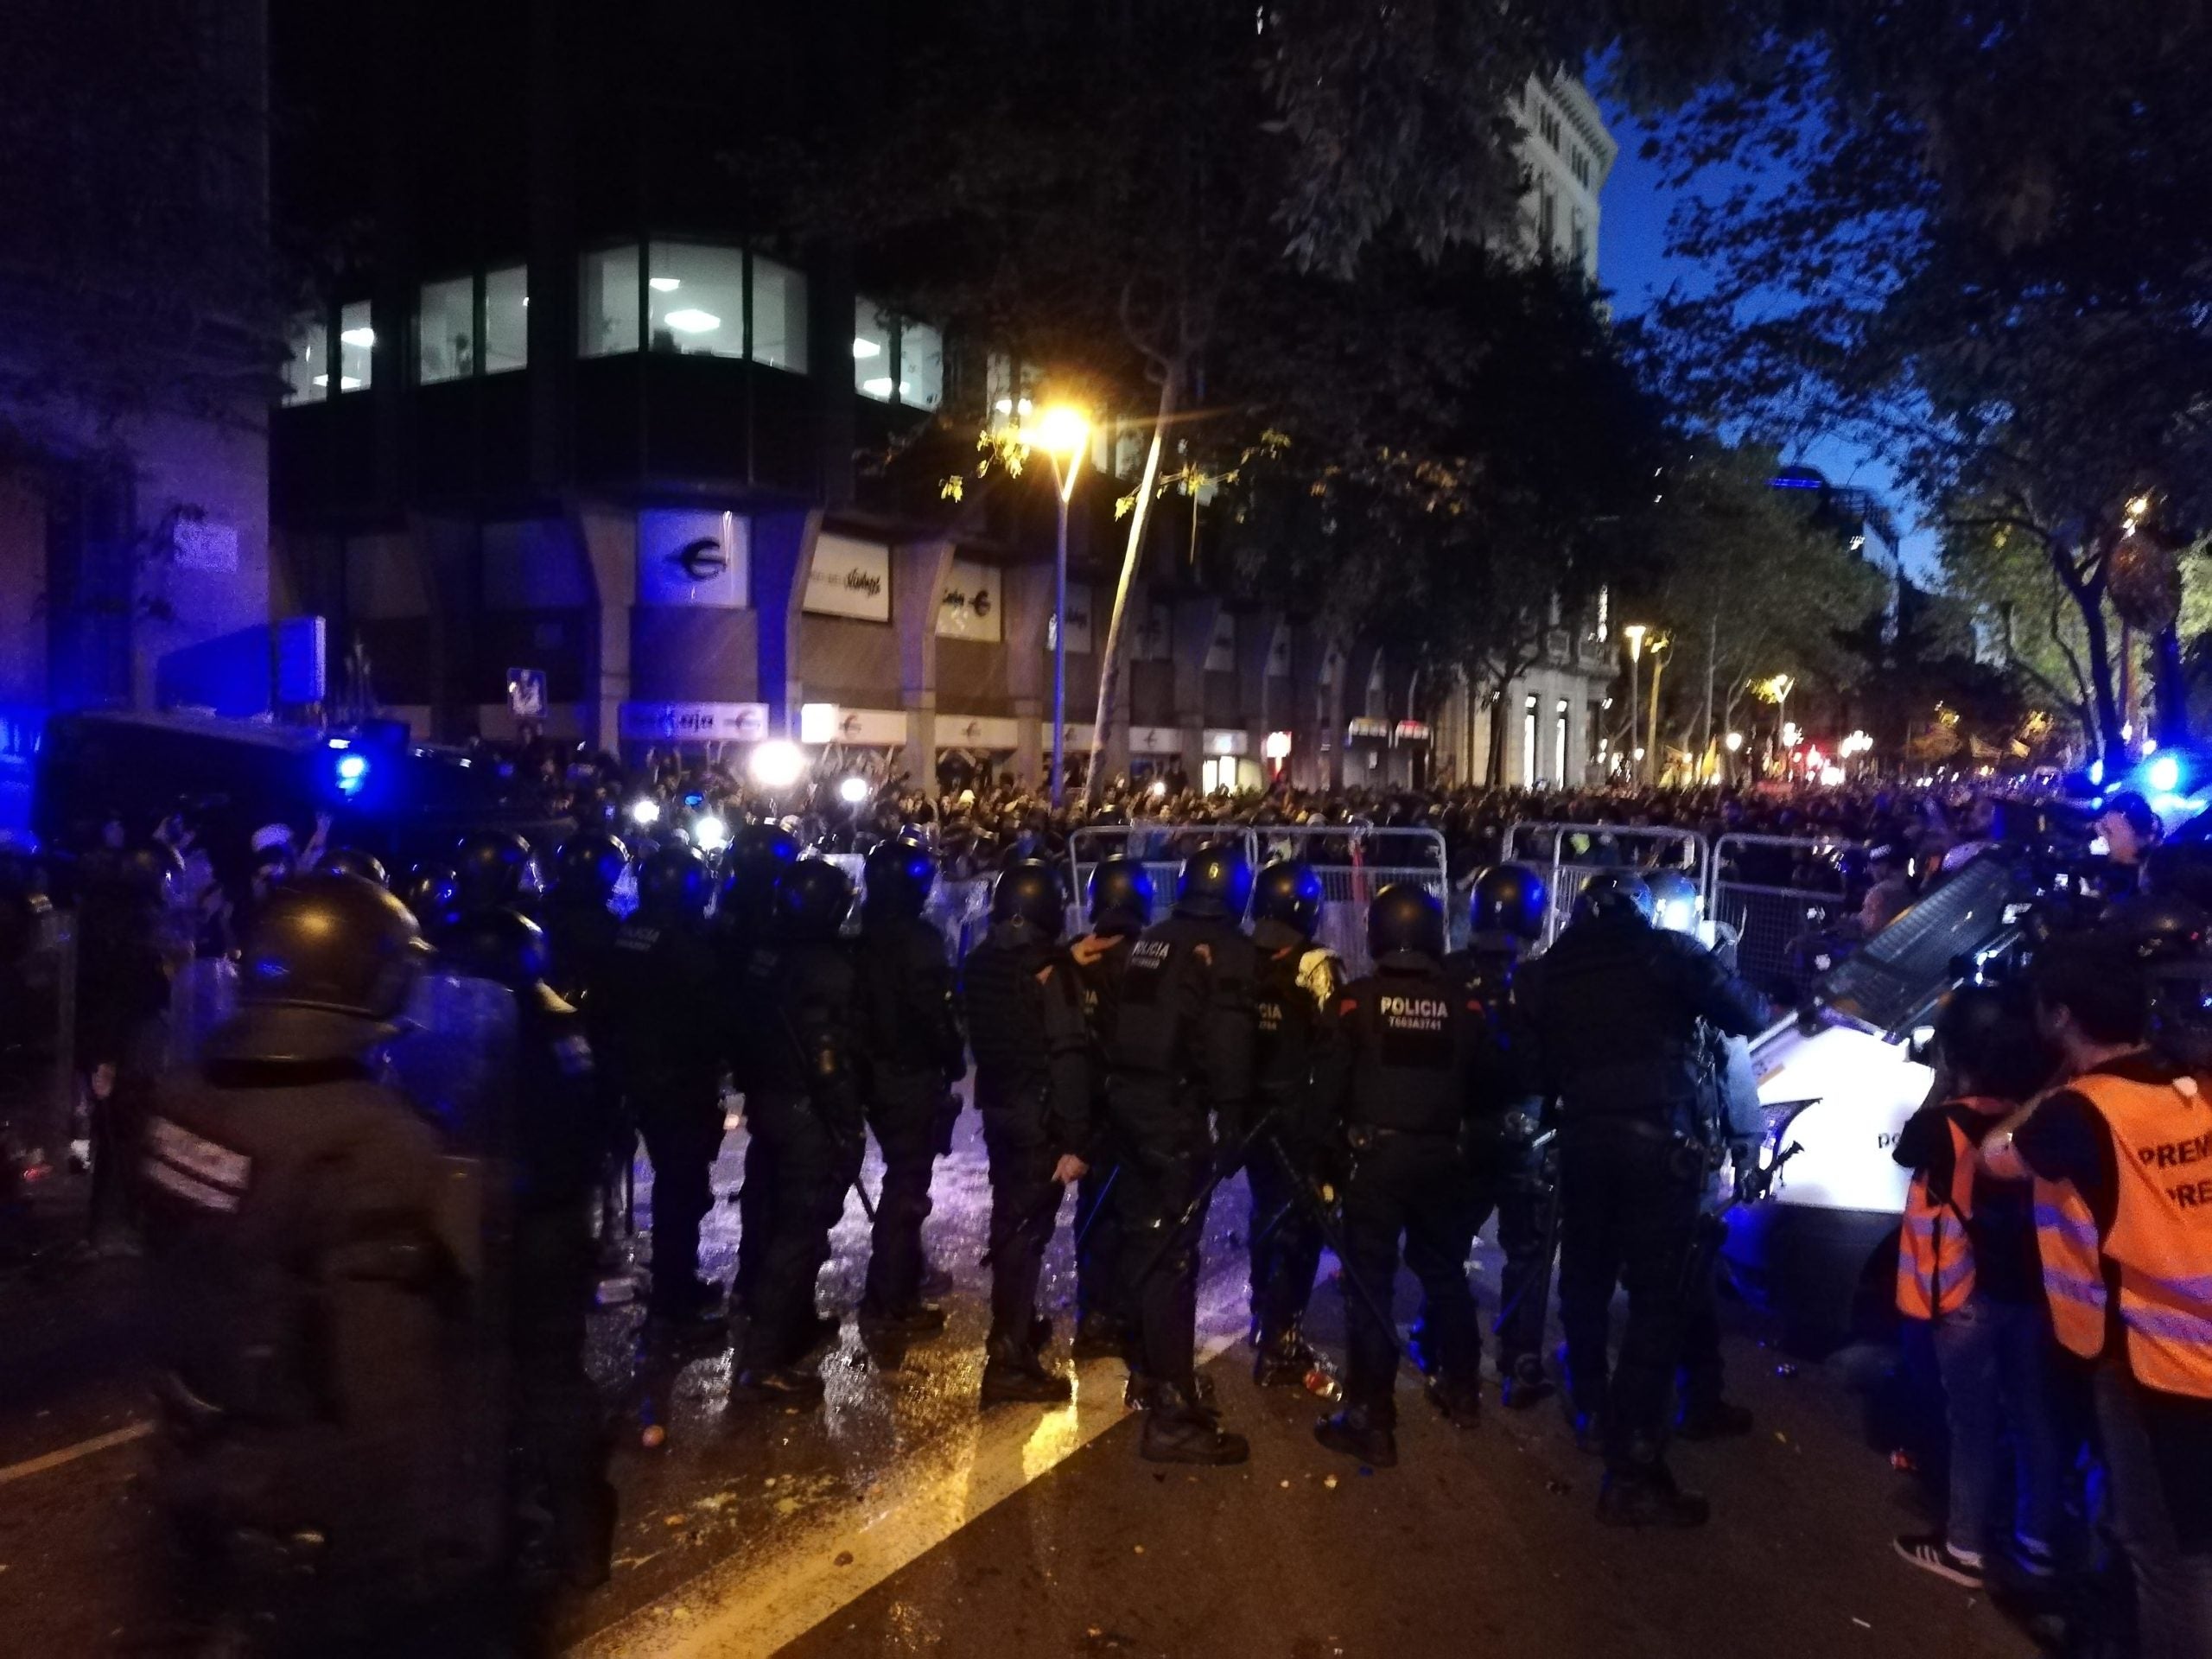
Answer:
[649,241,745,359]
[418,275,474,383]
[482,264,528,373]
[579,245,639,357]
[898,319,942,409]
[855,299,894,400]
[338,301,374,391]
[750,254,808,372]
[283,310,326,404]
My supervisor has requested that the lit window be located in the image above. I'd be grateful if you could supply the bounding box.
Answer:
[1114,427,1144,479]
[854,299,893,400]
[1522,694,1538,788]
[338,301,373,391]
[898,319,942,409]
[283,310,326,404]
[418,276,474,384]
[749,254,808,372]
[1554,699,1569,782]
[648,242,744,359]
[482,264,527,373]
[578,245,639,357]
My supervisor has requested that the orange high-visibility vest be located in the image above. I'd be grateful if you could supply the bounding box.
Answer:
[2064,1072,2212,1398]
[2034,1172,2107,1359]
[1896,1098,2007,1320]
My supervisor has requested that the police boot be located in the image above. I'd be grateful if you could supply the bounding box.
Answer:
[1252,1325,1322,1389]
[732,1366,827,1410]
[1071,1311,1127,1362]
[648,1275,724,1326]
[1426,1374,1483,1429]
[1597,1458,1710,1529]
[918,1254,956,1300]
[1500,1354,1555,1410]
[1675,1396,1754,1441]
[859,1299,949,1340]
[1314,1405,1398,1468]
[1140,1385,1249,1465]
[980,1334,1073,1406]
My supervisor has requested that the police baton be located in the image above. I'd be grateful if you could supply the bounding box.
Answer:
[1254,1128,1405,1364]
[976,1177,1071,1270]
[1071,1164,1121,1252]
[1676,1140,1802,1302]
[1122,1105,1284,1296]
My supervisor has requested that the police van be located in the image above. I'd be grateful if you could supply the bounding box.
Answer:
[34,709,568,873]
[1722,855,2029,1346]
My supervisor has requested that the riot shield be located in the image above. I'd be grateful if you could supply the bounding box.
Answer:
[378,970,521,1583]
[162,955,238,1074]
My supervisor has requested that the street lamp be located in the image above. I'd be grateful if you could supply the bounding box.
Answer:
[1623,624,1648,785]
[1030,403,1090,806]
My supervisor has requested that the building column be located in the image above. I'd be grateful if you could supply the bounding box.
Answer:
[1004,560,1052,787]
[1236,607,1282,787]
[1289,625,1338,790]
[573,502,633,752]
[1171,594,1222,778]
[750,508,822,736]
[893,538,954,785]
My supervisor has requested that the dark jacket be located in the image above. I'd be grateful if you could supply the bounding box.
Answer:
[1335,953,1497,1138]
[737,937,868,1132]
[855,907,966,1081]
[1252,920,1347,1145]
[960,921,1090,1151]
[600,913,729,1095]
[1103,911,1257,1150]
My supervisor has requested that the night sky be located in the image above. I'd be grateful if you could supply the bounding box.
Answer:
[1597,99,1938,580]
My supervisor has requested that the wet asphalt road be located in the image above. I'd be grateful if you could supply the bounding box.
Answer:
[0,1102,2037,1658]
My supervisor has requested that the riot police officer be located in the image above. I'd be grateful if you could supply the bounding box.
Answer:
[1446,863,1553,1408]
[855,836,967,1336]
[397,861,463,938]
[716,823,798,1313]
[1106,843,1257,1464]
[1066,855,1152,1360]
[451,829,543,919]
[601,845,730,1325]
[962,861,1090,1402]
[437,906,616,1587]
[1315,885,1500,1467]
[731,859,868,1405]
[542,830,628,1006]
[1517,869,1767,1527]
[137,874,486,1645]
[315,846,388,887]
[1246,858,1346,1386]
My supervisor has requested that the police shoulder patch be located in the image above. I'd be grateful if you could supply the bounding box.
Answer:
[143,1115,252,1214]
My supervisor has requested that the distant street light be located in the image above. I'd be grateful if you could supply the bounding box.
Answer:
[1724,731,1745,753]
[1624,624,1649,785]
[1029,403,1091,806]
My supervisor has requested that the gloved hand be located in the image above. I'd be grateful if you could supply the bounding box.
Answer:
[1731,1141,1771,1205]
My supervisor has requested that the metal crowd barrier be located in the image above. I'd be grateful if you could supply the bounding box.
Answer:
[1710,832,1854,1000]
[1503,820,1711,950]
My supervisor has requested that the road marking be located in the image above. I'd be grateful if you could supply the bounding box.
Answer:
[573,1299,1248,1659]
[0,1421,155,1489]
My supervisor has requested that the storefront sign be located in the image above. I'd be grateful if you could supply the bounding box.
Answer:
[936,559,1002,642]
[1204,613,1236,673]
[1393,720,1432,745]
[799,702,908,745]
[1263,730,1294,760]
[1128,725,1183,753]
[804,533,891,621]
[938,714,1020,750]
[638,508,747,607]
[1204,728,1249,756]
[620,701,771,742]
[1048,588,1094,654]
[1346,716,1390,743]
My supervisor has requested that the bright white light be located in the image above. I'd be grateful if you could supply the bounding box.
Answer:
[750,740,805,790]
[1148,779,1168,798]
[692,815,728,852]
[664,308,721,334]
[336,753,369,782]
[838,775,870,804]
[340,327,376,347]
[1782,722,1801,747]
[2148,754,2182,793]
[1027,404,1091,463]
[649,276,682,292]
[1820,764,1846,786]
[861,377,893,395]
[1263,730,1293,760]
[2142,738,2159,755]
[629,798,661,826]
[1724,731,1744,753]
[311,374,363,390]
[994,397,1014,416]
[2089,759,2106,786]
[852,338,881,359]
[1016,396,1033,416]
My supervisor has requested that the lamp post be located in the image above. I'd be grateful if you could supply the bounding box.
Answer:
[1032,404,1091,806]
[1623,624,1648,785]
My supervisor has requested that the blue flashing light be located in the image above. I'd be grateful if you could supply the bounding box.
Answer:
[2088,758,2105,787]
[335,753,370,795]
[1769,476,1823,489]
[2146,753,2182,795]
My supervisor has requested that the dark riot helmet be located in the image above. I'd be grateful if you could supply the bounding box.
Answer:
[1643,868,1703,934]
[1253,859,1325,939]
[2101,892,2211,964]
[397,863,464,937]
[452,830,542,910]
[775,857,855,942]
[992,859,1067,939]
[553,830,629,900]
[863,836,938,919]
[1175,842,1255,921]
[1368,882,1447,961]
[236,873,431,1030]
[1086,855,1155,933]
[1573,869,1655,925]
[717,823,800,930]
[437,906,552,991]
[315,846,389,888]
[638,844,710,919]
[1470,864,1547,943]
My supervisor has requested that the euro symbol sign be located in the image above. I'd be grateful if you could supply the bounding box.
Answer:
[672,537,727,584]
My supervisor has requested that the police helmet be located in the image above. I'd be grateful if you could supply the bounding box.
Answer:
[864,836,938,919]
[237,873,431,1027]
[438,906,551,990]
[1643,868,1703,934]
[1368,882,1446,961]
[1253,859,1325,938]
[1175,842,1255,921]
[992,859,1067,938]
[452,830,542,910]
[2100,892,2210,963]
[1087,855,1154,933]
[776,857,855,942]
[316,846,388,887]
[639,844,710,918]
[715,823,798,930]
[1573,869,1655,925]
[397,863,464,936]
[554,830,629,900]
[1470,863,1546,943]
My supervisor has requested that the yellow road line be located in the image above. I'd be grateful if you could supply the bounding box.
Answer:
[0,1420,155,1488]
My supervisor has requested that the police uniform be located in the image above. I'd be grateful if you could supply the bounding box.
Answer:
[1068,924,1138,1353]
[1106,849,1256,1462]
[1518,886,1764,1522]
[1248,918,1345,1378]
